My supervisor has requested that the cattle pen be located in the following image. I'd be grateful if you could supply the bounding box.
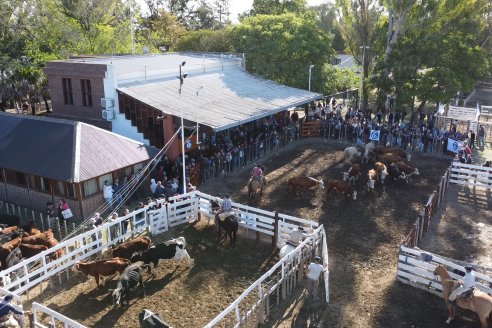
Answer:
[397,161,492,318]
[0,191,328,328]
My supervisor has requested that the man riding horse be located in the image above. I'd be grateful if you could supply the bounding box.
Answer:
[215,194,233,222]
[249,164,267,189]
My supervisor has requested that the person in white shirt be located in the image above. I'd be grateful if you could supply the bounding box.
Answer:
[103,180,114,210]
[305,256,327,300]
[288,226,313,247]
[449,265,476,302]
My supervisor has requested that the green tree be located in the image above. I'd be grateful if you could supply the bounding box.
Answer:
[175,29,233,52]
[313,3,345,51]
[321,65,360,96]
[229,13,334,90]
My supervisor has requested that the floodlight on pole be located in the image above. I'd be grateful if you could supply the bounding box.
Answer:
[196,85,204,148]
[178,61,187,193]
[308,65,315,92]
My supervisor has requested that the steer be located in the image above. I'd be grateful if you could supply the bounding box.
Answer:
[287,176,324,195]
[388,163,407,183]
[76,257,131,287]
[373,146,411,161]
[395,161,419,177]
[130,237,190,274]
[367,169,377,191]
[342,164,361,185]
[111,264,146,306]
[109,236,152,260]
[19,244,48,259]
[376,153,403,166]
[139,309,172,328]
[325,179,357,200]
[0,237,23,269]
[21,229,62,259]
[374,162,389,183]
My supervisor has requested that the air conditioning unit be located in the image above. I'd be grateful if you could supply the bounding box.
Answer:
[102,109,115,121]
[101,98,114,108]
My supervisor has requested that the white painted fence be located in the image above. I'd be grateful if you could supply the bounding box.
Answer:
[32,302,87,328]
[0,287,25,327]
[0,191,327,328]
[204,225,329,328]
[449,162,492,190]
[397,245,492,299]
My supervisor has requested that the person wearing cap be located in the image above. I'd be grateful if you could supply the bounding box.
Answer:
[305,256,327,301]
[216,194,233,221]
[0,295,29,327]
[288,226,313,247]
[250,164,267,187]
[448,265,476,303]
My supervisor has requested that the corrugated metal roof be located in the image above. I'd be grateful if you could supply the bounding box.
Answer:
[0,113,159,182]
[118,66,322,132]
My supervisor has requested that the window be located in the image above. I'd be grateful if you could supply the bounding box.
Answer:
[67,183,75,199]
[15,172,26,186]
[83,179,98,198]
[0,169,4,182]
[332,58,342,65]
[81,79,92,107]
[55,181,66,196]
[62,78,73,105]
[40,177,51,193]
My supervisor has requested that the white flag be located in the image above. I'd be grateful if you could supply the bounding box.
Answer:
[447,138,462,153]
[369,130,380,141]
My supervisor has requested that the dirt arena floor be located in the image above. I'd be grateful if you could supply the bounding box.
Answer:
[24,139,476,328]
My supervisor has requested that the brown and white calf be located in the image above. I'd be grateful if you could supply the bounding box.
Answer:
[374,162,389,183]
[325,179,357,200]
[395,161,419,177]
[367,169,377,191]
[342,164,361,185]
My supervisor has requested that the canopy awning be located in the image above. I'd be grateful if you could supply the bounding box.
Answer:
[117,66,322,132]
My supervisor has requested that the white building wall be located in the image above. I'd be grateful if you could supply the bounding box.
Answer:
[103,64,149,145]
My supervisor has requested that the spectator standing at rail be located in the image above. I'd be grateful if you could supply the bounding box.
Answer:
[305,256,327,301]
[45,201,55,229]
[112,179,122,206]
[470,130,476,150]
[478,125,485,149]
[103,180,114,210]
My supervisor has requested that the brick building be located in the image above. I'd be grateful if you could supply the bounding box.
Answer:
[0,113,159,219]
[44,53,321,160]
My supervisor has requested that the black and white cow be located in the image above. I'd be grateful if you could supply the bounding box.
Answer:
[138,309,172,328]
[388,163,407,183]
[130,237,190,274]
[111,264,146,306]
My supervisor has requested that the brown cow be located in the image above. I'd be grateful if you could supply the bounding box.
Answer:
[367,169,377,191]
[374,162,389,183]
[21,221,42,236]
[325,179,357,200]
[395,161,420,177]
[0,237,23,268]
[373,146,411,161]
[0,226,19,235]
[376,153,403,166]
[108,236,152,260]
[76,257,131,287]
[342,164,361,185]
[20,230,61,259]
[21,230,54,245]
[287,176,325,195]
[19,244,48,259]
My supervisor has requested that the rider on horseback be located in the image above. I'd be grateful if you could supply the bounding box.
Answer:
[250,164,266,187]
[216,194,233,222]
[449,265,475,303]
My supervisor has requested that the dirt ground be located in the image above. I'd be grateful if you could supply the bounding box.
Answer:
[24,139,474,328]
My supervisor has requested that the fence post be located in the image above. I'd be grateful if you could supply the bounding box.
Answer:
[272,212,279,248]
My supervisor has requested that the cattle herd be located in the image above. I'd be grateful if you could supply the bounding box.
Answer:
[286,143,420,200]
[75,235,190,309]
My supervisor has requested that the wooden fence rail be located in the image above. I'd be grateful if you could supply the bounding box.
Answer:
[403,167,451,247]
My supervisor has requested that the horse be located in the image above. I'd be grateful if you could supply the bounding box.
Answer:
[433,264,492,327]
[248,178,263,201]
[343,142,375,164]
[216,214,238,248]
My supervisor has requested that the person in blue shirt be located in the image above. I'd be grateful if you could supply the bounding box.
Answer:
[0,295,28,327]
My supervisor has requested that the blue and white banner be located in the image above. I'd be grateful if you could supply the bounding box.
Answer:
[369,130,380,141]
[447,138,462,153]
